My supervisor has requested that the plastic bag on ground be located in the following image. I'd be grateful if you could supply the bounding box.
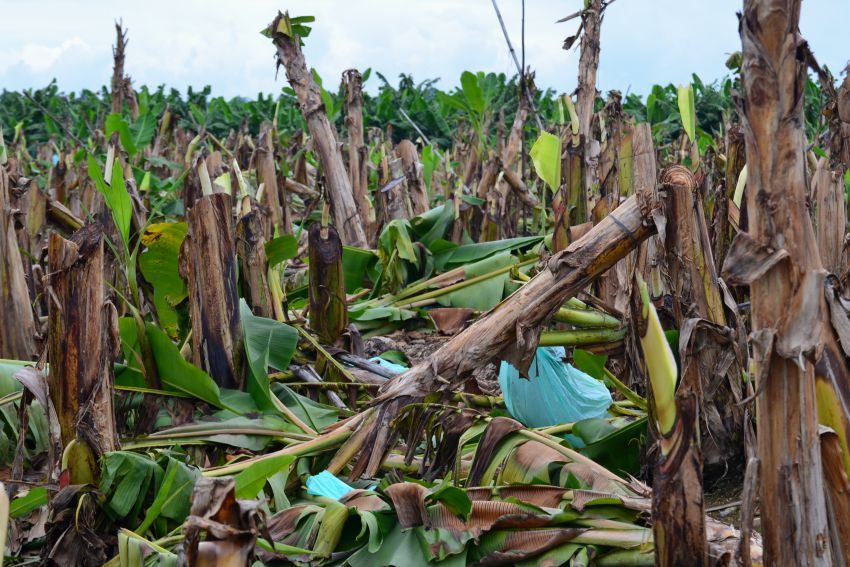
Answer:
[498,346,612,428]
[306,470,355,500]
[368,357,408,375]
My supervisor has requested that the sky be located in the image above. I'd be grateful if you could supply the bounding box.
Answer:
[0,0,847,99]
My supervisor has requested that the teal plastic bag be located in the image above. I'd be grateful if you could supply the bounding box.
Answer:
[306,471,354,500]
[498,347,612,428]
[368,357,408,375]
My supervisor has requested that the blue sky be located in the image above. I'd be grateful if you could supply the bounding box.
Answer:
[1,0,847,98]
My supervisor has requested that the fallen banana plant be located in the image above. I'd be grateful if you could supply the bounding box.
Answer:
[340,187,663,478]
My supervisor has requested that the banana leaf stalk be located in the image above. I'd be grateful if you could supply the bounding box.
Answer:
[516,270,616,324]
[552,307,621,328]
[204,418,358,477]
[0,126,7,165]
[539,327,626,347]
[389,257,537,308]
[106,530,181,567]
[601,367,648,411]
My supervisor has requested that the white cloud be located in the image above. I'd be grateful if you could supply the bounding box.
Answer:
[0,0,846,97]
[21,38,91,72]
[0,37,92,74]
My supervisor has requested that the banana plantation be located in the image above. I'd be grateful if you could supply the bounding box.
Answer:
[0,0,849,565]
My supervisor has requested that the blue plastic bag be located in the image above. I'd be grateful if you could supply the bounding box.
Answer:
[368,357,408,375]
[306,471,355,500]
[498,346,612,428]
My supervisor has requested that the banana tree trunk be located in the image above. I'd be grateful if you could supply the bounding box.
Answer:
[236,198,274,318]
[812,158,846,275]
[576,0,603,214]
[663,166,746,471]
[343,69,376,241]
[396,140,429,215]
[632,275,707,567]
[181,193,246,389]
[497,99,531,237]
[476,153,500,241]
[383,157,414,222]
[713,119,744,269]
[725,1,834,562]
[552,144,583,252]
[110,23,127,114]
[256,124,286,235]
[0,164,37,359]
[47,226,118,456]
[271,16,367,248]
[308,222,347,345]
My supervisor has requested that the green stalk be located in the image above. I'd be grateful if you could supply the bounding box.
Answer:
[207,132,234,160]
[450,393,503,407]
[197,158,213,197]
[296,325,360,384]
[609,405,646,418]
[390,257,537,307]
[255,538,313,557]
[232,159,250,199]
[284,381,377,391]
[0,391,22,407]
[146,426,313,441]
[103,530,181,567]
[268,264,287,322]
[569,527,653,548]
[203,422,354,477]
[553,307,621,328]
[115,385,191,398]
[602,367,647,410]
[273,384,321,435]
[514,271,593,312]
[636,275,677,451]
[368,266,466,308]
[184,134,201,166]
[326,410,377,474]
[539,327,626,347]
[537,422,575,435]
[121,439,209,450]
[596,548,655,566]
[0,126,7,165]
